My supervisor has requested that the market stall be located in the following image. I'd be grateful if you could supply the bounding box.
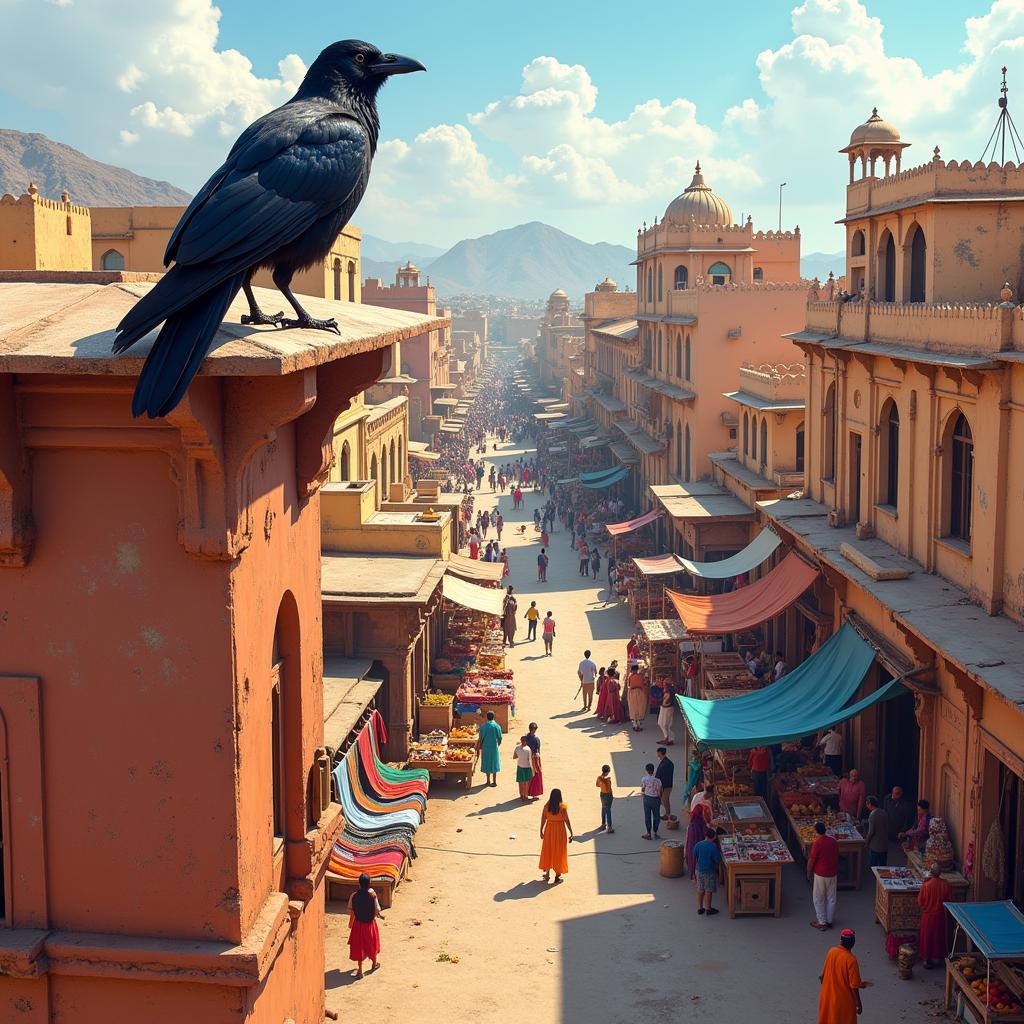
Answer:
[872,858,969,940]
[637,618,687,692]
[786,808,866,889]
[714,797,794,917]
[407,730,478,790]
[630,554,686,620]
[945,902,1024,1022]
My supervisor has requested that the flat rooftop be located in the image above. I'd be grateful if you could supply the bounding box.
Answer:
[0,276,448,377]
[321,552,445,604]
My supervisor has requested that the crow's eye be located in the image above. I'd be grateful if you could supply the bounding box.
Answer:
[355,53,365,64]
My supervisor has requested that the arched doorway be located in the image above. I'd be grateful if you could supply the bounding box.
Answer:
[332,258,342,301]
[101,249,125,271]
[339,440,351,481]
[878,230,896,301]
[906,224,926,303]
[347,260,356,302]
[684,425,692,482]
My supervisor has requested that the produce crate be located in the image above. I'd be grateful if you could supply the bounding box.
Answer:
[430,673,463,693]
[418,699,453,733]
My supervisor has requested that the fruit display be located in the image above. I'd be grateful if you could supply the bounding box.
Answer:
[445,747,474,763]
[456,681,515,704]
[780,792,824,814]
[406,748,445,765]
[795,813,863,845]
[717,783,753,797]
[448,725,479,744]
[421,693,454,707]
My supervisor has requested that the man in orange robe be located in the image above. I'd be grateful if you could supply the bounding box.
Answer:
[819,929,869,1023]
[918,864,953,967]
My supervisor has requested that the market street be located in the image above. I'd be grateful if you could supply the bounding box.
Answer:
[324,438,947,1024]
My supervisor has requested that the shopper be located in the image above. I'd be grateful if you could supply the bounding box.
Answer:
[657,686,677,744]
[537,546,549,582]
[917,865,954,968]
[347,873,383,979]
[578,538,590,576]
[808,821,840,930]
[513,735,534,802]
[748,745,771,799]
[477,710,502,787]
[640,763,663,840]
[838,768,867,820]
[501,586,518,648]
[524,600,539,641]
[655,747,675,823]
[899,799,932,854]
[539,789,573,884]
[692,828,724,916]
[865,796,889,867]
[817,726,843,776]
[595,667,609,718]
[684,749,704,803]
[577,649,598,711]
[542,610,556,656]
[590,547,601,578]
[604,669,624,724]
[596,764,614,833]
[626,664,649,731]
[817,930,868,1024]
[525,722,544,798]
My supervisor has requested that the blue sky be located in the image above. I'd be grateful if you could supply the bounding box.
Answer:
[0,0,1017,253]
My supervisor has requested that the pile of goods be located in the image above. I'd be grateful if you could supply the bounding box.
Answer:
[445,747,474,763]
[873,867,922,892]
[953,957,1022,1013]
[774,771,840,800]
[924,817,955,870]
[448,725,479,745]
[719,824,792,863]
[780,792,824,816]
[797,764,832,777]
[717,782,753,797]
[794,812,862,845]
[421,693,454,707]
[406,747,446,766]
[456,680,515,705]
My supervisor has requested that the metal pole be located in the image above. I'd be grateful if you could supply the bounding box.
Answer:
[778,183,787,232]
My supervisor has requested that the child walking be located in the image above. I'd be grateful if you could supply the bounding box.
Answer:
[597,764,615,833]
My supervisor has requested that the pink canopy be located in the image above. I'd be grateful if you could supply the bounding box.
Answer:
[606,509,663,536]
[633,554,683,576]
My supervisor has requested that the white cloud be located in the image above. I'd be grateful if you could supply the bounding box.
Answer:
[119,129,140,146]
[117,64,146,93]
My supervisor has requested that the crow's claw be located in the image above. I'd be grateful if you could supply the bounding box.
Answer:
[241,310,285,326]
[280,315,341,334]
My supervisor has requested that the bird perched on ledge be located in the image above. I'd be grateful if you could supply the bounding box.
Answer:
[113,39,425,418]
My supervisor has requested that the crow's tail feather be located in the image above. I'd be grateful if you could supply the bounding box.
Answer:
[130,271,246,419]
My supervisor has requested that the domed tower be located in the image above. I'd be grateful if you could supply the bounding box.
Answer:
[663,162,734,227]
[545,288,571,325]
[595,276,618,292]
[396,260,420,287]
[840,108,909,182]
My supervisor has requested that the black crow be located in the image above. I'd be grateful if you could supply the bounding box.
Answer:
[113,39,425,419]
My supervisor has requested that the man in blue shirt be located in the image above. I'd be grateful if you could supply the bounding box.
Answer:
[692,828,724,916]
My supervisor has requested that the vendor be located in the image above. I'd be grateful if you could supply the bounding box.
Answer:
[899,799,932,854]
[748,746,772,799]
[837,768,867,820]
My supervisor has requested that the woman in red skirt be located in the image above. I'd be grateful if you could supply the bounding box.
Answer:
[595,667,609,718]
[348,873,383,979]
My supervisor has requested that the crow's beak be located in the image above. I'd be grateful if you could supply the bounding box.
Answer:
[371,53,426,76]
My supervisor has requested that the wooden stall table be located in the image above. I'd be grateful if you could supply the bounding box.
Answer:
[455,701,511,732]
[715,798,793,918]
[702,652,747,672]
[786,810,866,889]
[905,849,970,902]
[705,668,760,691]
[638,618,687,689]
[872,866,924,934]
[425,749,478,790]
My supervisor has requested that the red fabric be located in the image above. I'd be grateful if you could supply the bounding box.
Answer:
[809,834,840,877]
[527,754,544,796]
[348,919,381,963]
[595,676,609,718]
[666,552,819,634]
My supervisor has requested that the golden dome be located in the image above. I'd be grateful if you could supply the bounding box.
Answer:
[848,108,902,147]
[663,162,733,227]
[595,277,617,292]
[549,288,568,300]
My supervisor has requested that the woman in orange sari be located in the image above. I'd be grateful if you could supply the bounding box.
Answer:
[539,789,574,884]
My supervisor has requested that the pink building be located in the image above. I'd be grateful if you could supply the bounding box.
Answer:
[363,263,451,439]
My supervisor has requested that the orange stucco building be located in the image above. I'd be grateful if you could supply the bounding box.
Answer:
[0,270,442,1022]
[758,108,1024,901]
[0,182,91,271]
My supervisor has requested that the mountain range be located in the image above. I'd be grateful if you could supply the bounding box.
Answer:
[0,129,191,206]
[800,250,846,282]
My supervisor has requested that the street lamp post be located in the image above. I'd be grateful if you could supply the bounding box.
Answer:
[779,182,787,232]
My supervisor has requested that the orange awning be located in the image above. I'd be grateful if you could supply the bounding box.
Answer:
[665,552,818,635]
[447,553,505,583]
[606,509,663,536]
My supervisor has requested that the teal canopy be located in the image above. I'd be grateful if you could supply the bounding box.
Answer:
[677,621,907,750]
[581,467,630,489]
[579,466,624,483]
[677,528,782,579]
[945,902,1024,959]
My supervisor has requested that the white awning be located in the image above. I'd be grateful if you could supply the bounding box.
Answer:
[442,573,504,615]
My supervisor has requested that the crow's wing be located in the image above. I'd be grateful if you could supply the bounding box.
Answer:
[168,107,371,269]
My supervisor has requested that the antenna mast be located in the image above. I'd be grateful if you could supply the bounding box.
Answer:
[980,67,1024,164]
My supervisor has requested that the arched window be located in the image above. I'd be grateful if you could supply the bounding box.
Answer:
[657,264,663,302]
[878,229,896,301]
[398,436,404,479]
[675,334,682,378]
[657,330,663,372]
[389,439,396,488]
[751,415,758,461]
[684,335,691,381]
[823,382,837,481]
[708,261,731,285]
[347,260,357,302]
[879,399,899,507]
[674,265,688,290]
[333,258,342,301]
[743,412,750,456]
[675,422,683,477]
[647,266,653,303]
[906,224,926,303]
[795,420,805,474]
[370,453,378,493]
[684,425,692,483]
[753,267,764,282]
[760,418,768,470]
[851,229,866,257]
[101,248,125,271]
[947,413,974,542]
[272,592,302,840]
[381,444,389,495]
[339,440,351,481]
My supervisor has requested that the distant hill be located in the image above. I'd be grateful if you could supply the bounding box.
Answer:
[0,129,191,206]
[424,222,635,300]
[361,233,443,265]
[801,250,845,282]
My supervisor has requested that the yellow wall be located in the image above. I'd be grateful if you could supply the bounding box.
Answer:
[0,189,91,271]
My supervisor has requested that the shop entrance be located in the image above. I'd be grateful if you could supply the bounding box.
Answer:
[980,753,1024,905]
[880,680,920,802]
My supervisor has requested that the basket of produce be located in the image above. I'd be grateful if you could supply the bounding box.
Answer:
[445,747,475,763]
[780,793,824,814]
[448,725,479,745]
[421,693,454,706]
[797,763,832,777]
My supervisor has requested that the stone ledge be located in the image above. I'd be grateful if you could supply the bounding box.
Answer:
[839,541,910,581]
